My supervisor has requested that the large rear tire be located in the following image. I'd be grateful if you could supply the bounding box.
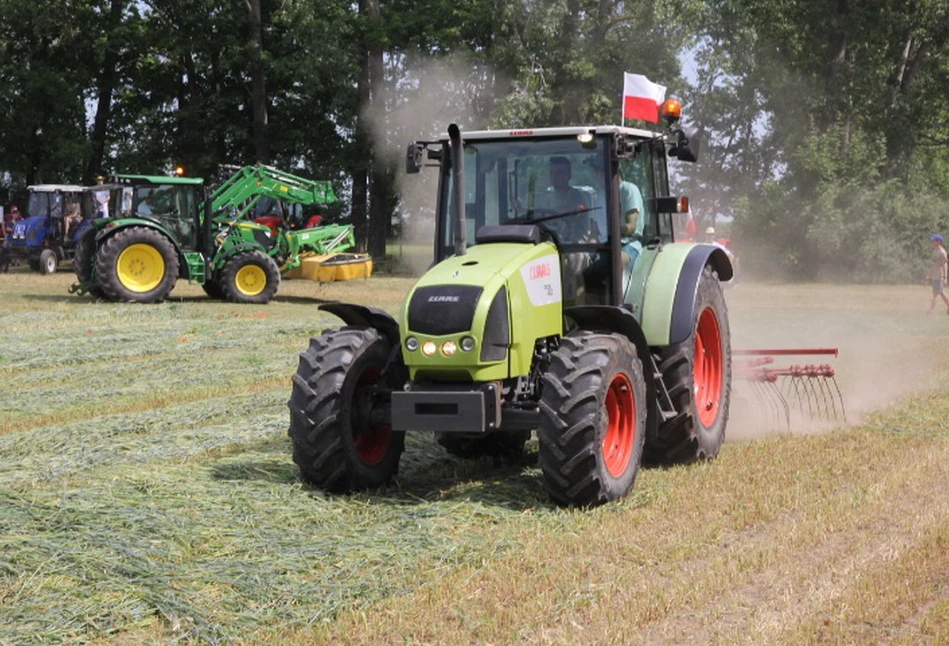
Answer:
[538,332,646,507]
[644,265,731,465]
[96,227,179,303]
[220,251,280,304]
[288,327,405,493]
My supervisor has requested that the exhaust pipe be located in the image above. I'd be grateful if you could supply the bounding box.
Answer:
[448,123,466,256]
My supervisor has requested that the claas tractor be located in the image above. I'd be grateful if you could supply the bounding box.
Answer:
[288,101,734,507]
[70,166,369,304]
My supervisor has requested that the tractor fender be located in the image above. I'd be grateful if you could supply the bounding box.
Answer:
[94,219,181,254]
[319,303,401,348]
[640,243,733,347]
[564,304,659,441]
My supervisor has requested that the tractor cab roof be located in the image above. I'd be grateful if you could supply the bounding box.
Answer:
[434,124,660,142]
[27,184,86,193]
[114,174,204,186]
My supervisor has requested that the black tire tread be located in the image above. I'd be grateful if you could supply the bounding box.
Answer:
[537,331,646,507]
[287,327,404,492]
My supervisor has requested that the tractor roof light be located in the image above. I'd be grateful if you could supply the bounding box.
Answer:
[174,166,185,176]
[661,99,682,125]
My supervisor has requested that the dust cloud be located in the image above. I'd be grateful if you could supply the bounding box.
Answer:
[724,281,944,442]
[364,54,505,275]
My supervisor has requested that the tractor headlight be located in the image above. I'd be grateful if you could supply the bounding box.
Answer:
[440,341,457,357]
[405,336,419,352]
[421,341,437,357]
[460,336,475,352]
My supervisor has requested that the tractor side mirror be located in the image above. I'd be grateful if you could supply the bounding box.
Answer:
[670,126,701,162]
[405,142,424,174]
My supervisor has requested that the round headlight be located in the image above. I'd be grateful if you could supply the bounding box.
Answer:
[460,336,475,352]
[405,336,419,351]
[441,340,457,357]
[421,341,437,357]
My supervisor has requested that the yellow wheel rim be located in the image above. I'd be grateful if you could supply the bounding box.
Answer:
[117,244,165,293]
[235,264,267,296]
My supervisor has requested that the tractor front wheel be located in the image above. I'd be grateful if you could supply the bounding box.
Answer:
[96,227,179,303]
[538,332,646,507]
[220,251,280,304]
[645,265,731,465]
[288,327,405,492]
[39,249,58,274]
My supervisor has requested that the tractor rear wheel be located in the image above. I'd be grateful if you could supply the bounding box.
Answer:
[74,228,104,297]
[436,431,530,459]
[96,227,179,303]
[39,249,57,274]
[288,327,405,492]
[538,332,646,507]
[645,265,731,465]
[220,251,280,304]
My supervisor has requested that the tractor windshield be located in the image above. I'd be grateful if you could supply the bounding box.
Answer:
[440,137,608,249]
[132,184,198,247]
[27,191,63,220]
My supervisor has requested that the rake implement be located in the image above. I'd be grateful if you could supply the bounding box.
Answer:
[733,348,846,431]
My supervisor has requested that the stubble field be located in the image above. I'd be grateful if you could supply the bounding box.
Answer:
[1,268,948,645]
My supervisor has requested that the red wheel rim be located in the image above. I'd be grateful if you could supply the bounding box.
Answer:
[352,365,391,465]
[694,306,723,428]
[603,372,636,477]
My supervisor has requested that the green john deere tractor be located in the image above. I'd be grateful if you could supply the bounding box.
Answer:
[288,103,733,507]
[71,165,362,304]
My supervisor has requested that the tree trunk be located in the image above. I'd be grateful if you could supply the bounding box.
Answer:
[366,0,388,260]
[350,0,373,252]
[247,0,269,164]
[85,0,124,181]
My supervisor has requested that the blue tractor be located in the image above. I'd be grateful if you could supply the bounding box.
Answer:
[1,184,96,274]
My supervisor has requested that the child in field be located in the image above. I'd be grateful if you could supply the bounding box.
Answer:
[927,234,949,315]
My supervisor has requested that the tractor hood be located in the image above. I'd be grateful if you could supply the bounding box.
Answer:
[5,215,48,247]
[400,240,563,382]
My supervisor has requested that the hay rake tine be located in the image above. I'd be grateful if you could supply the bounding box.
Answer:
[734,348,844,430]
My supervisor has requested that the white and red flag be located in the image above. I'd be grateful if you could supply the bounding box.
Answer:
[623,73,667,123]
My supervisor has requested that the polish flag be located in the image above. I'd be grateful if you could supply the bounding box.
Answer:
[623,73,667,123]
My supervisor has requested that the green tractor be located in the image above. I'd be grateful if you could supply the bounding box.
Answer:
[71,166,361,304]
[288,103,733,507]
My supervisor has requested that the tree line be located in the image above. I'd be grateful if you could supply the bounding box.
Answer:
[2,0,948,281]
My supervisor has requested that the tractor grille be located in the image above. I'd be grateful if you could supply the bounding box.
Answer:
[408,285,483,336]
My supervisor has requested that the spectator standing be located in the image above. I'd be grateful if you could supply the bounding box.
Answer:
[927,234,949,315]
[94,177,110,218]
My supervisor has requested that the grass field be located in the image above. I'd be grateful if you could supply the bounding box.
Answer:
[1,267,948,645]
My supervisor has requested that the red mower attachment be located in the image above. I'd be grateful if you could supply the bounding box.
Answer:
[733,348,846,430]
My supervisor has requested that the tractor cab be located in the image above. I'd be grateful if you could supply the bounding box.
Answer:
[112,174,207,249]
[8,185,85,248]
[407,116,701,314]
